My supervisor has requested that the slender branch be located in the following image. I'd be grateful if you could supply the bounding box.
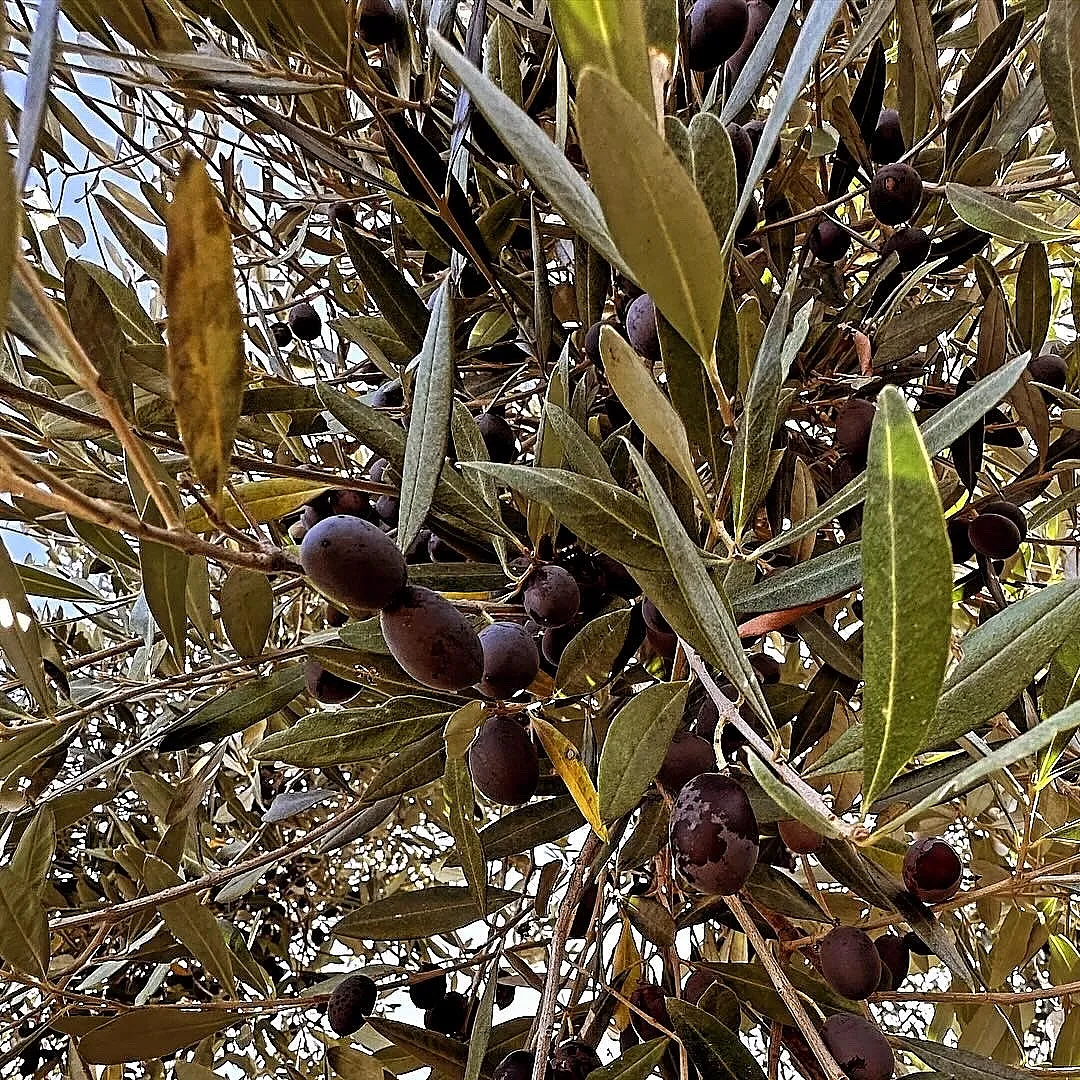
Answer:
[530,832,602,1080]
[683,645,859,840]
[50,794,376,932]
[0,446,298,575]
[724,895,847,1080]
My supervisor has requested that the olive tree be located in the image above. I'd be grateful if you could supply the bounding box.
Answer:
[0,1,1079,1079]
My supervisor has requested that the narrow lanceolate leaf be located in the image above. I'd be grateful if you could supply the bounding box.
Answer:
[333,885,520,941]
[1042,2,1080,186]
[444,702,487,917]
[0,867,49,977]
[577,67,723,361]
[143,857,235,994]
[160,664,305,751]
[398,283,454,554]
[600,327,708,507]
[0,535,52,716]
[531,715,608,840]
[861,386,952,807]
[183,478,329,533]
[730,0,841,235]
[10,806,55,893]
[667,999,768,1080]
[0,100,15,342]
[14,0,60,192]
[77,1009,234,1065]
[219,568,273,660]
[549,0,653,120]
[630,448,773,731]
[140,507,189,665]
[730,286,808,536]
[945,183,1078,244]
[164,156,244,510]
[586,1038,669,1080]
[431,33,625,274]
[464,965,497,1080]
[598,682,688,822]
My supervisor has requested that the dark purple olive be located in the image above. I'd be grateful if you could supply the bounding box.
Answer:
[669,773,759,894]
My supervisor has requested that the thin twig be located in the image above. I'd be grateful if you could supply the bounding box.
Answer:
[530,832,601,1080]
[724,895,846,1080]
[683,645,859,840]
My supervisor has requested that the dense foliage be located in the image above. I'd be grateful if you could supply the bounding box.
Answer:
[1,1,1080,1079]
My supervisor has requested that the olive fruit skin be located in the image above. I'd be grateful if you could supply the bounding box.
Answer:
[967,513,1022,560]
[329,201,357,229]
[808,218,851,263]
[687,0,750,71]
[300,515,407,614]
[494,1051,538,1080]
[424,990,469,1037]
[288,301,322,341]
[408,965,446,1010]
[728,122,754,188]
[684,969,717,1005]
[370,381,404,408]
[541,622,576,667]
[550,1040,602,1080]
[819,926,882,1000]
[741,116,780,169]
[495,981,516,1009]
[750,652,781,685]
[642,598,677,659]
[980,500,1028,542]
[477,411,518,464]
[727,0,770,81]
[735,196,760,240]
[271,322,293,348]
[821,1014,895,1080]
[658,731,717,795]
[947,516,975,563]
[629,982,671,1039]
[881,226,931,270]
[874,933,910,991]
[476,622,540,699]
[287,519,308,543]
[305,660,360,705]
[835,398,877,461]
[357,0,401,46]
[524,565,581,628]
[596,553,642,599]
[380,586,485,691]
[583,321,606,366]
[468,716,540,805]
[669,773,760,895]
[904,930,934,956]
[777,817,824,855]
[1029,352,1068,390]
[869,164,923,225]
[902,837,962,903]
[327,973,378,1035]
[625,293,661,363]
[871,107,905,164]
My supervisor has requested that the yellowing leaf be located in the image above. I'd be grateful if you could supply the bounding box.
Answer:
[600,327,709,509]
[530,715,608,840]
[165,156,244,510]
[576,67,723,363]
[183,478,329,533]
